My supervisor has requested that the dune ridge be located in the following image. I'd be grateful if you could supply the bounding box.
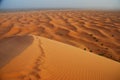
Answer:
[0,35,120,80]
[0,35,45,80]
[0,10,120,62]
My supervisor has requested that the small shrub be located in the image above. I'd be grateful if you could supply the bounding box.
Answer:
[101,43,103,46]
[99,53,104,56]
[93,37,97,39]
[89,34,93,36]
[95,39,99,42]
[89,50,93,52]
[112,35,114,37]
[84,48,86,51]
[105,48,108,50]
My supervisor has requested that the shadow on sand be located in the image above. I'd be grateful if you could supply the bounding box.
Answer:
[0,35,33,68]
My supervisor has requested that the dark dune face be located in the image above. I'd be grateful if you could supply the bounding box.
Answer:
[0,35,34,68]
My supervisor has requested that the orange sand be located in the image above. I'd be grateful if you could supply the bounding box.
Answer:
[0,10,120,61]
[0,10,120,80]
[0,35,120,80]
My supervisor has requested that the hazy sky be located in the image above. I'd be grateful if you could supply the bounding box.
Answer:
[0,0,120,10]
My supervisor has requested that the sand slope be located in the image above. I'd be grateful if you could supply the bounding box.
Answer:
[0,36,33,68]
[0,35,44,80]
[0,11,120,61]
[0,35,120,80]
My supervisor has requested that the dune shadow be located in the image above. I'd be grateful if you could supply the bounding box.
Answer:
[0,35,34,68]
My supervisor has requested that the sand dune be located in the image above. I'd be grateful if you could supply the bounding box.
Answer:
[0,35,44,80]
[0,35,120,80]
[0,10,120,61]
[0,35,33,68]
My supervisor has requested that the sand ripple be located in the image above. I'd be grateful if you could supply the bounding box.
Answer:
[0,10,120,61]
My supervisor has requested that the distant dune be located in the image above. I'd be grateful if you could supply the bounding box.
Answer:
[0,35,120,80]
[0,10,120,62]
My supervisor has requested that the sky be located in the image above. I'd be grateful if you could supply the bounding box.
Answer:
[0,0,120,10]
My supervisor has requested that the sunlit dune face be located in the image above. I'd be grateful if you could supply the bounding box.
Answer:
[0,36,120,80]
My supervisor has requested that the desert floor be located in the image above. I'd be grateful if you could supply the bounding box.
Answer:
[0,10,120,80]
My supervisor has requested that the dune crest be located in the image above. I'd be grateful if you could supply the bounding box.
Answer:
[0,35,120,80]
[0,35,45,80]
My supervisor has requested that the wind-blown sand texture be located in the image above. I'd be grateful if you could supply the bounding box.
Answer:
[0,10,120,61]
[0,35,120,80]
[0,10,120,80]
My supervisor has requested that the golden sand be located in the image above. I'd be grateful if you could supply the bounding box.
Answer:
[0,10,120,61]
[0,10,120,80]
[0,35,120,80]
